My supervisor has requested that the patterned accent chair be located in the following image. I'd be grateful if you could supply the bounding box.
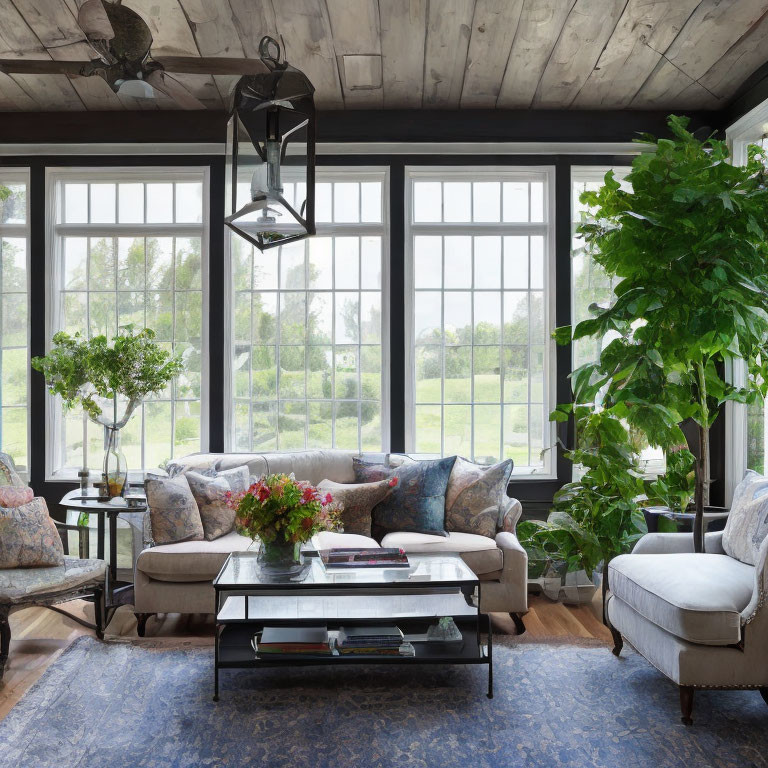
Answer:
[0,454,106,681]
[606,530,768,725]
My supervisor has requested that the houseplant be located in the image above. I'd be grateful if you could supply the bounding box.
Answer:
[225,474,342,578]
[566,115,768,551]
[518,405,647,602]
[32,326,184,498]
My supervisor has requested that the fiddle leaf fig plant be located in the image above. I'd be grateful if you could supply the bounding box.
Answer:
[32,326,185,427]
[564,115,768,550]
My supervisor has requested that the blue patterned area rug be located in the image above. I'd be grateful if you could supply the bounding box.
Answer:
[1,636,766,768]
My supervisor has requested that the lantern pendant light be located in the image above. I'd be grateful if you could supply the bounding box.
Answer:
[225,36,316,251]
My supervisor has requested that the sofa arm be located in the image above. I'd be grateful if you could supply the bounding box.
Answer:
[631,531,725,555]
[495,531,528,583]
[498,496,523,533]
[472,531,528,614]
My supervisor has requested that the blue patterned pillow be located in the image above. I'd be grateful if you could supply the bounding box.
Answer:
[371,456,456,538]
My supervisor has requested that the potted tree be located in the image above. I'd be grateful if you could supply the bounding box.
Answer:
[565,115,768,551]
[32,326,184,499]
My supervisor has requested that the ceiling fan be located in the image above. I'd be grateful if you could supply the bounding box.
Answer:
[0,0,271,109]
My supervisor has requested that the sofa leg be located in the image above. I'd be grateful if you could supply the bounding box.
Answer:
[135,613,153,638]
[0,605,10,681]
[609,626,623,657]
[680,686,694,726]
[509,612,526,635]
[760,688,768,708]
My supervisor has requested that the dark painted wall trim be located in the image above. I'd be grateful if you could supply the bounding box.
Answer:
[0,108,724,146]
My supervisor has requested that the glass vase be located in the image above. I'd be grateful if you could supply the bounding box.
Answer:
[256,538,309,581]
[103,426,127,499]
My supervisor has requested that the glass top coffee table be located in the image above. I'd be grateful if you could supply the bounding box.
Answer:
[212,552,493,701]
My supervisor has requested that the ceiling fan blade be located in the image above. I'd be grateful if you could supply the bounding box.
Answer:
[145,70,206,110]
[78,0,115,42]
[153,56,269,76]
[0,59,99,76]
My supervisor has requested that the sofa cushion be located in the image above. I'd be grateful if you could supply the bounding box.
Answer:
[145,474,204,545]
[722,469,768,565]
[168,450,357,486]
[445,457,513,538]
[370,456,456,538]
[136,531,253,582]
[317,478,395,537]
[186,466,249,541]
[311,531,380,550]
[353,455,415,483]
[381,531,503,575]
[608,553,755,646]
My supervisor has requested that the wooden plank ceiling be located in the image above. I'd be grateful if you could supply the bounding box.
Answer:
[1,0,768,111]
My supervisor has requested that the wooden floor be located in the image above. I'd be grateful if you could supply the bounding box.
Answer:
[0,594,611,721]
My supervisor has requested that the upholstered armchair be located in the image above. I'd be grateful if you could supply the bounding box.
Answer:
[605,530,768,725]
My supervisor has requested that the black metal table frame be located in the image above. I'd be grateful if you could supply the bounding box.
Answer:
[212,558,493,702]
[58,496,146,627]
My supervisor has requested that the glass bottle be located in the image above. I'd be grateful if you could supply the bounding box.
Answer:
[103,426,127,499]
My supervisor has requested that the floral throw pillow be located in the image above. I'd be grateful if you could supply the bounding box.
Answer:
[186,466,250,541]
[317,478,397,538]
[0,497,65,568]
[0,452,26,488]
[371,456,456,538]
[445,457,513,538]
[145,474,204,545]
[352,455,415,483]
[0,485,34,508]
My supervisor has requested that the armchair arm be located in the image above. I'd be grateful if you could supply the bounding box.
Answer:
[497,496,523,533]
[742,536,768,624]
[631,531,725,555]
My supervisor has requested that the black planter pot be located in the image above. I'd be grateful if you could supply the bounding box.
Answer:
[642,505,729,535]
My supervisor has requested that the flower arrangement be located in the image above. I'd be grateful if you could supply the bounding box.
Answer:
[225,473,342,546]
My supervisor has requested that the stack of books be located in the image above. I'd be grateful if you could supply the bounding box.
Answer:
[320,548,409,569]
[253,626,334,657]
[335,625,413,656]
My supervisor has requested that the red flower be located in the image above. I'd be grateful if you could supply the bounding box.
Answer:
[323,492,333,505]
[388,477,399,488]
[257,485,271,502]
[301,516,313,529]
[302,486,315,503]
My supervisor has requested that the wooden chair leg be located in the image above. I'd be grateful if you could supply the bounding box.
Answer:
[609,626,623,656]
[0,605,10,681]
[680,685,694,726]
[509,612,526,635]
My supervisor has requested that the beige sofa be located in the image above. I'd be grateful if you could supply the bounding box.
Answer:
[134,450,528,636]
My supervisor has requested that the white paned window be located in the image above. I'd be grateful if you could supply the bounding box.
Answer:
[571,166,664,476]
[229,169,388,453]
[0,170,29,474]
[47,168,208,479]
[405,167,555,475]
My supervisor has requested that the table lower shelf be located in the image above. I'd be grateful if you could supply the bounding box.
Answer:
[216,624,489,668]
